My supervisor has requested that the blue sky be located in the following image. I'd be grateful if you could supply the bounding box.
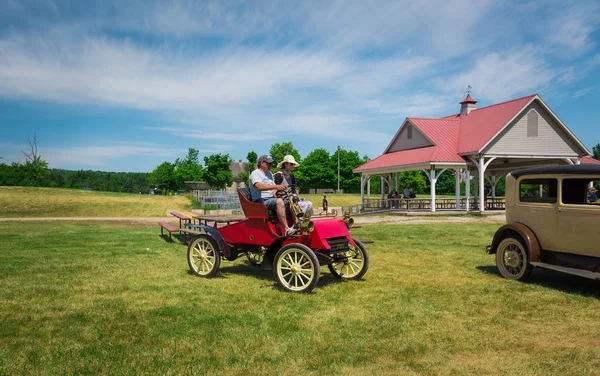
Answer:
[1,0,599,172]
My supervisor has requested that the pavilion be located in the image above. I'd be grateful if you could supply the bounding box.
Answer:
[354,93,600,212]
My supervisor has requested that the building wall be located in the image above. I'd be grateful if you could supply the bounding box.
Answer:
[484,101,581,157]
[387,122,433,153]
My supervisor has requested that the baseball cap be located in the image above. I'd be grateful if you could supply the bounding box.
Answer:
[257,155,273,165]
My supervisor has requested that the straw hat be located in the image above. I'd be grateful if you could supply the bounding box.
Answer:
[277,155,300,169]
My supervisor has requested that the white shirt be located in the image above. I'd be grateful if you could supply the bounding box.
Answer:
[249,168,275,201]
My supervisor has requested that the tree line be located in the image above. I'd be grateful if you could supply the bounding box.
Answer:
[3,140,599,195]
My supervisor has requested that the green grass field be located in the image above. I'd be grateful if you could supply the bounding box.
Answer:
[1,221,599,375]
[0,186,191,217]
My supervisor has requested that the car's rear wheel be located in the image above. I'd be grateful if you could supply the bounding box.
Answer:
[246,249,264,266]
[187,235,221,278]
[274,243,320,293]
[495,236,533,281]
[328,238,369,280]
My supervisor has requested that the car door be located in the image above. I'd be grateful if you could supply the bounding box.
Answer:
[514,177,559,252]
[556,177,600,257]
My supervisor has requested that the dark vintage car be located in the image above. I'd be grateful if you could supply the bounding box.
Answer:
[487,164,600,281]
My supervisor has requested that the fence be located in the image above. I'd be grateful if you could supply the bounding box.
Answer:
[343,197,505,215]
[193,189,242,211]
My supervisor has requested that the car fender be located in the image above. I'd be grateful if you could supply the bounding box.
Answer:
[197,226,232,259]
[490,222,541,262]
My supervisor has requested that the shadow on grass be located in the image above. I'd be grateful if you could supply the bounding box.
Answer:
[477,265,600,299]
[217,263,355,292]
[159,234,175,243]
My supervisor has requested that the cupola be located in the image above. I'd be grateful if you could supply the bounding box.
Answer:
[460,94,477,116]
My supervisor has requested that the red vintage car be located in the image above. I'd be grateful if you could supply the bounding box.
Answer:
[187,188,369,293]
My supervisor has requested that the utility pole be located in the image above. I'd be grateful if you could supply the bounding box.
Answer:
[337,145,340,193]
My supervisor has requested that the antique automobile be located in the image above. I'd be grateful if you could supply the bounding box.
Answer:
[487,165,600,281]
[186,187,369,293]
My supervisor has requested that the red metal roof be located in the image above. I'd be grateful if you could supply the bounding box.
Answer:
[580,156,600,165]
[409,118,463,162]
[355,93,590,174]
[460,94,477,104]
[354,146,437,172]
[456,94,536,154]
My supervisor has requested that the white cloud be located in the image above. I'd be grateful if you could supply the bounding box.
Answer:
[0,35,349,111]
[150,126,274,142]
[572,87,593,98]
[41,142,180,168]
[440,49,556,102]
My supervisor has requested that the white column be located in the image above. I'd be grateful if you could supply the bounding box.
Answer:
[360,175,365,209]
[455,170,461,209]
[381,176,385,201]
[367,177,371,198]
[395,172,399,192]
[479,157,485,212]
[466,169,471,212]
[430,167,437,212]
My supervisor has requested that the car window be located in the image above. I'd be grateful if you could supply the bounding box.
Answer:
[519,178,557,204]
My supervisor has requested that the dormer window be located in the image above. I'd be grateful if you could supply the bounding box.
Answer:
[527,110,538,137]
[407,125,413,140]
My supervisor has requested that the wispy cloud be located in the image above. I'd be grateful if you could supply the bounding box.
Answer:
[1,0,600,171]
[572,87,593,98]
[440,49,556,102]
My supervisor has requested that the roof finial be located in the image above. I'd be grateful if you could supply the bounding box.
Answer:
[466,85,472,94]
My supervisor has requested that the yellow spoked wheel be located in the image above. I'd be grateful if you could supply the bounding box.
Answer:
[187,235,221,278]
[328,238,369,280]
[495,236,533,281]
[274,244,320,293]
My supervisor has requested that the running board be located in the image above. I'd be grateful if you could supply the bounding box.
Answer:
[531,262,600,280]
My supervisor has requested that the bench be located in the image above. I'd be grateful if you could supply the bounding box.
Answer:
[180,228,203,243]
[170,211,192,229]
[159,222,179,240]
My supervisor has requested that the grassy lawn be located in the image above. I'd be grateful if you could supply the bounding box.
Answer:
[1,221,599,375]
[0,187,191,217]
[301,193,361,207]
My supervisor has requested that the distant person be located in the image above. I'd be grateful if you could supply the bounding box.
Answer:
[322,195,328,213]
[274,155,313,218]
[588,187,599,203]
[392,191,400,208]
[249,155,297,236]
[403,185,414,199]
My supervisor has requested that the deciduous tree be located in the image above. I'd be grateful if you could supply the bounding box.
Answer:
[296,148,335,189]
[592,143,600,160]
[269,142,301,171]
[149,162,177,192]
[174,148,205,190]
[203,154,233,189]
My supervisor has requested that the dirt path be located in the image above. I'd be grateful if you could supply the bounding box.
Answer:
[0,214,505,225]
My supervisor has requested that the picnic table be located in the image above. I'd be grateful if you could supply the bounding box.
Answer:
[192,214,245,228]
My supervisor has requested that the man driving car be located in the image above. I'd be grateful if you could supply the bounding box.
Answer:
[249,155,298,236]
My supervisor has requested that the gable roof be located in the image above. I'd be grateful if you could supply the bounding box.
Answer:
[455,94,537,154]
[355,93,590,174]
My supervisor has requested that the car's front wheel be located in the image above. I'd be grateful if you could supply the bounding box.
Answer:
[328,238,369,280]
[273,244,320,293]
[495,236,533,281]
